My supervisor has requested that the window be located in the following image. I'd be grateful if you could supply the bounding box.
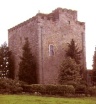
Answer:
[49,44,54,56]
[68,21,70,24]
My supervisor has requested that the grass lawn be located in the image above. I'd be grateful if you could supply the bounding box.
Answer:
[0,95,96,104]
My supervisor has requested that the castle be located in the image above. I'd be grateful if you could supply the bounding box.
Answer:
[8,8,86,84]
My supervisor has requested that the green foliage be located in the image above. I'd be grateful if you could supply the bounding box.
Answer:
[87,86,96,96]
[22,84,96,97]
[92,47,96,85]
[75,84,87,94]
[19,38,37,84]
[93,47,96,70]
[22,84,75,96]
[8,53,15,79]
[59,39,83,85]
[0,42,9,78]
[45,84,75,96]
[0,42,14,79]
[59,57,81,84]
[64,81,77,87]
[57,85,75,96]
[45,85,59,95]
[0,78,23,94]
[66,39,82,64]
[29,84,45,94]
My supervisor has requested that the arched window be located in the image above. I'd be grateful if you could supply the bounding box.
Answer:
[49,44,54,56]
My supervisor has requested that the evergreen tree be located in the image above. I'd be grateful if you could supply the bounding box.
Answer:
[92,47,96,85]
[0,42,13,78]
[19,38,37,84]
[66,39,82,64]
[8,51,15,79]
[59,39,84,85]
[59,57,81,84]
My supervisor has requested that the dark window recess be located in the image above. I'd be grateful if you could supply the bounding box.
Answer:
[49,45,54,56]
[68,21,70,24]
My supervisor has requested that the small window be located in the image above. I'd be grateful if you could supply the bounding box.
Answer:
[68,21,70,24]
[49,44,54,56]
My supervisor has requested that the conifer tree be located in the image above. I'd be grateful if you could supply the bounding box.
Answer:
[66,39,82,64]
[19,38,37,84]
[92,47,96,85]
[59,39,83,84]
[59,57,81,84]
[0,42,13,78]
[8,52,15,79]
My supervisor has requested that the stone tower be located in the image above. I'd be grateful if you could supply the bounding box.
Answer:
[8,8,86,84]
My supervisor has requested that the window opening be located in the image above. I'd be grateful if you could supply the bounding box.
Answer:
[49,44,54,56]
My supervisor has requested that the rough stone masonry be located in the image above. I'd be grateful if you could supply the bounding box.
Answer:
[8,8,86,84]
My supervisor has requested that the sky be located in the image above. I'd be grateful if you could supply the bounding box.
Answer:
[0,0,96,69]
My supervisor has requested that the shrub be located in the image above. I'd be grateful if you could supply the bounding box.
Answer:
[75,84,87,94]
[45,85,58,95]
[57,85,75,96]
[22,84,31,93]
[22,84,46,94]
[22,84,75,96]
[29,84,46,94]
[65,81,77,87]
[59,57,81,85]
[87,86,96,96]
[45,84,75,96]
[0,78,23,94]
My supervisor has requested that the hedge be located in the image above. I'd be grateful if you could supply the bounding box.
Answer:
[22,84,75,96]
[1,79,96,97]
[87,86,96,96]
[75,84,87,94]
[0,78,23,94]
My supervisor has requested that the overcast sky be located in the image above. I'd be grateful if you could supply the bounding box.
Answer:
[0,0,96,69]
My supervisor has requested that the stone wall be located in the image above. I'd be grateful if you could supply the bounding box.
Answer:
[8,8,86,84]
[37,8,85,84]
[8,17,39,79]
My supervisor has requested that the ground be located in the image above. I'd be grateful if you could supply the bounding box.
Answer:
[0,95,96,104]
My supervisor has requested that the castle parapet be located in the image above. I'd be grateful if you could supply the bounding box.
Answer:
[52,8,77,21]
[8,8,78,33]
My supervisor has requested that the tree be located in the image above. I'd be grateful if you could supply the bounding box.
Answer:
[8,51,15,79]
[59,57,81,84]
[0,42,14,78]
[92,47,96,85]
[19,38,37,84]
[66,39,82,64]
